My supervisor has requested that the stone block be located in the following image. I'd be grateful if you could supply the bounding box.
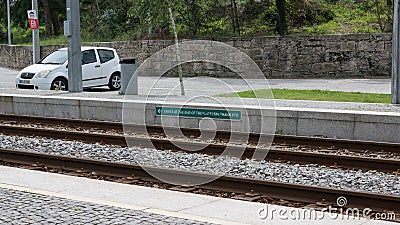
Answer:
[258,115,276,134]
[277,109,298,119]
[38,97,78,118]
[245,49,262,58]
[298,110,355,121]
[275,117,297,135]
[354,113,400,124]
[311,63,339,73]
[80,99,118,108]
[340,33,370,41]
[0,96,14,114]
[294,55,315,65]
[13,96,46,116]
[240,108,260,116]
[155,116,199,129]
[357,41,385,52]
[354,122,400,143]
[340,61,358,71]
[123,107,153,125]
[326,41,356,52]
[325,51,354,62]
[297,118,354,139]
[177,117,200,129]
[214,119,244,132]
[80,106,117,121]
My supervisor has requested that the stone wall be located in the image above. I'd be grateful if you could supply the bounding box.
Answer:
[0,33,392,78]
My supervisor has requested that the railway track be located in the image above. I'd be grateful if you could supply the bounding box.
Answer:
[0,148,399,212]
[0,114,399,172]
[1,114,400,153]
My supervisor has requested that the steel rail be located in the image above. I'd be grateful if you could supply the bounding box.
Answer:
[0,124,398,172]
[0,148,398,212]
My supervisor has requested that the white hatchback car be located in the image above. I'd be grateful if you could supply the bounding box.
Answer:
[16,47,121,91]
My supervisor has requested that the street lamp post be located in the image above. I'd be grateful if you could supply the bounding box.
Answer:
[7,0,11,45]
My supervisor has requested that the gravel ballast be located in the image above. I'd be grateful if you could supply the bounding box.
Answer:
[0,134,399,196]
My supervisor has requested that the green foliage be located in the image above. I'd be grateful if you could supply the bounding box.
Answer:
[9,26,47,45]
[0,0,394,45]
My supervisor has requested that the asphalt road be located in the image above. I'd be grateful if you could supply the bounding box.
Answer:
[1,66,391,95]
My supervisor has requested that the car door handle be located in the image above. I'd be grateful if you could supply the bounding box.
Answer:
[95,65,100,68]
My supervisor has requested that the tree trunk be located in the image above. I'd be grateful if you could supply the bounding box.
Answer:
[387,0,393,24]
[41,0,53,36]
[276,0,287,36]
[51,12,61,36]
[189,0,200,36]
[233,0,240,35]
[374,0,384,31]
[230,0,236,34]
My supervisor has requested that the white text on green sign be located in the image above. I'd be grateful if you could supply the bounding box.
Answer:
[156,107,242,121]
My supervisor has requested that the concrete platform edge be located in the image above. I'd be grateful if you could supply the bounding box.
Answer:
[1,94,400,142]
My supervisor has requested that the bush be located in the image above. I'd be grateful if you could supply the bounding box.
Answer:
[289,0,335,27]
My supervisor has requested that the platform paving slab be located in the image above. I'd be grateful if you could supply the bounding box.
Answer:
[0,187,212,225]
[0,166,397,225]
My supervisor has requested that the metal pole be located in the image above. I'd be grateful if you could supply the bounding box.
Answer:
[392,0,400,104]
[7,0,11,45]
[66,0,82,92]
[32,0,40,63]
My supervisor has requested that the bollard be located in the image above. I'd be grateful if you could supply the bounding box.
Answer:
[120,58,137,95]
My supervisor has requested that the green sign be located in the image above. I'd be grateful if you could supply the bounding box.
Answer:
[156,107,242,121]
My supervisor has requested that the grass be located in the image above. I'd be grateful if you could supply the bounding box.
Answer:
[219,89,391,104]
[292,1,383,35]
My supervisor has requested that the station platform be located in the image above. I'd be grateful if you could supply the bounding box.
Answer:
[0,165,395,225]
[0,89,399,143]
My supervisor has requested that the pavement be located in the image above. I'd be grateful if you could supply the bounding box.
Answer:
[0,166,396,225]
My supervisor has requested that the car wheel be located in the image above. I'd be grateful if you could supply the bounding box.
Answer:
[51,77,68,91]
[108,73,121,90]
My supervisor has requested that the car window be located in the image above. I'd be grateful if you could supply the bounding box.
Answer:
[98,49,115,64]
[39,50,68,65]
[82,50,97,65]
